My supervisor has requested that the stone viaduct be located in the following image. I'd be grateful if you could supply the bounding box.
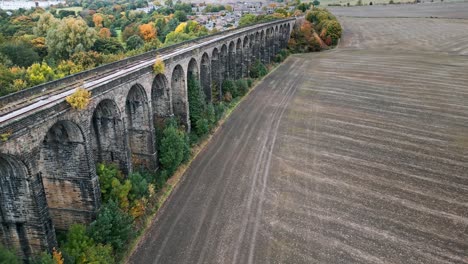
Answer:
[0,18,295,258]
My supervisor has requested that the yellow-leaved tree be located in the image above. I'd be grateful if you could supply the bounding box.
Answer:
[153,56,165,74]
[66,88,91,110]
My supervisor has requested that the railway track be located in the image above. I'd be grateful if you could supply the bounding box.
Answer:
[0,19,293,126]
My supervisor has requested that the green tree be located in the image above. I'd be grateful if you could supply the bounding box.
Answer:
[62,224,95,264]
[0,41,40,67]
[92,38,124,54]
[34,13,59,37]
[83,244,114,264]
[159,122,190,175]
[239,14,257,27]
[164,0,173,7]
[249,60,268,79]
[174,10,187,22]
[30,252,55,264]
[88,200,134,251]
[128,172,149,201]
[187,75,209,136]
[96,163,121,202]
[126,35,144,50]
[46,17,97,60]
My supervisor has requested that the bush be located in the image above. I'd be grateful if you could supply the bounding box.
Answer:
[214,102,227,121]
[88,200,134,252]
[0,245,20,264]
[247,78,254,88]
[222,79,238,98]
[128,172,149,201]
[159,122,190,175]
[153,56,165,74]
[235,79,249,96]
[249,60,268,79]
[96,163,131,210]
[66,88,91,110]
[62,224,94,263]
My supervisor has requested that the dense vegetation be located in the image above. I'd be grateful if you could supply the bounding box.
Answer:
[0,1,210,96]
[0,0,306,97]
[288,8,342,52]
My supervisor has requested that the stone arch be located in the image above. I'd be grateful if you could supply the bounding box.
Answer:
[279,25,283,48]
[187,58,199,81]
[228,41,236,80]
[152,73,171,119]
[171,64,189,128]
[126,84,155,170]
[220,44,228,85]
[243,36,250,78]
[275,26,280,54]
[91,99,130,173]
[269,27,275,61]
[211,48,220,101]
[200,52,211,101]
[235,38,242,79]
[255,31,260,63]
[40,120,99,231]
[249,33,256,64]
[0,154,57,258]
[260,30,266,64]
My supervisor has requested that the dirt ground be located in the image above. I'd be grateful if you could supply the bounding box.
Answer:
[128,3,468,264]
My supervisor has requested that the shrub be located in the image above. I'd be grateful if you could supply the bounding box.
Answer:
[128,172,149,202]
[66,88,91,110]
[83,244,114,264]
[249,60,268,79]
[246,78,254,88]
[159,123,190,175]
[88,200,134,252]
[153,56,165,75]
[214,102,227,121]
[62,224,94,263]
[222,79,238,98]
[206,103,216,127]
[30,252,55,264]
[235,79,249,96]
[0,245,20,264]
[195,118,210,136]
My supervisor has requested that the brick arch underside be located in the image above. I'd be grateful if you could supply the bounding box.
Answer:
[0,155,55,259]
[126,84,155,170]
[91,99,129,173]
[40,120,99,231]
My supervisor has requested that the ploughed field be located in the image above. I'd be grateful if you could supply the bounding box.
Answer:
[129,3,468,264]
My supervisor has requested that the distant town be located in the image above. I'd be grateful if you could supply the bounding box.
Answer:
[0,1,299,31]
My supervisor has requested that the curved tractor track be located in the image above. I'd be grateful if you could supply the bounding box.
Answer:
[129,3,468,264]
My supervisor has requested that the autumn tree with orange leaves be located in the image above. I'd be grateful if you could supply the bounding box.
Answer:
[139,23,157,42]
[93,13,104,28]
[99,28,111,39]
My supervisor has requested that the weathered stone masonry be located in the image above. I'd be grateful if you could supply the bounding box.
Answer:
[0,18,295,259]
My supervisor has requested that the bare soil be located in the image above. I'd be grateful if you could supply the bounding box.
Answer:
[128,4,468,264]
